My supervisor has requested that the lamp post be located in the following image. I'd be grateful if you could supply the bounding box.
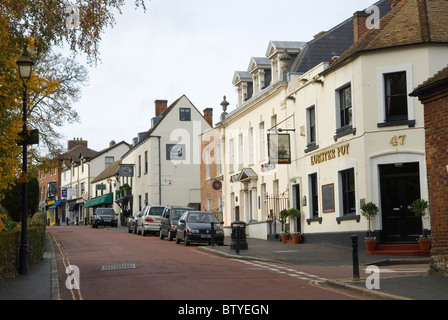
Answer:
[16,48,34,274]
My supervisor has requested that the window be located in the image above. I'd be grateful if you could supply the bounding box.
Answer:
[138,155,141,177]
[305,106,318,152]
[377,65,414,128]
[216,144,222,176]
[179,108,191,121]
[340,168,356,215]
[309,173,319,218]
[144,151,148,174]
[238,133,243,169]
[105,156,114,168]
[248,127,254,165]
[205,148,211,179]
[229,139,234,173]
[259,122,266,161]
[384,71,408,121]
[339,85,352,128]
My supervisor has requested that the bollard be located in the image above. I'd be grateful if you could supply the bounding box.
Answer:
[210,222,215,247]
[236,226,240,254]
[351,235,360,280]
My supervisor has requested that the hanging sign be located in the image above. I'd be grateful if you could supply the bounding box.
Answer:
[267,133,291,164]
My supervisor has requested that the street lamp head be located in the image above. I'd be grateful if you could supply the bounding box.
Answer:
[16,51,34,80]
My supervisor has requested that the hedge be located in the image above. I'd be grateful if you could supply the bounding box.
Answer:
[0,215,46,281]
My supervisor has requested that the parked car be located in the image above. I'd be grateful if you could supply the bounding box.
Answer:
[159,206,194,241]
[128,212,142,234]
[91,208,118,228]
[176,211,224,246]
[137,205,165,236]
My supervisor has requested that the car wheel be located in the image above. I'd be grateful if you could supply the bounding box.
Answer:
[176,235,180,244]
[167,230,173,241]
[134,226,137,234]
[159,229,164,240]
[184,233,190,246]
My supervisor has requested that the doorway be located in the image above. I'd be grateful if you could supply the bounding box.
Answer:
[379,162,422,243]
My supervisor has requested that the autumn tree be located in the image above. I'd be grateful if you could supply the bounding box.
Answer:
[0,0,147,199]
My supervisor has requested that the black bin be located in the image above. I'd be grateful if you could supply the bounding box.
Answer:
[230,221,248,250]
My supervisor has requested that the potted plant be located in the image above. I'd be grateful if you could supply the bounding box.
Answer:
[360,202,379,251]
[288,208,301,243]
[410,199,431,252]
[280,209,290,243]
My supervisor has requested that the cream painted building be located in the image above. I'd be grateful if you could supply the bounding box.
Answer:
[216,0,448,245]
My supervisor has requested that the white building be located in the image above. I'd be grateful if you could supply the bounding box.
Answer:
[120,96,212,215]
[216,0,448,247]
[61,140,130,224]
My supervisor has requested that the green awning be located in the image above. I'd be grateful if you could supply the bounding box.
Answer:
[84,193,113,208]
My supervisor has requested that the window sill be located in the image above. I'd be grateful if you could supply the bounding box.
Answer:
[306,217,322,225]
[377,119,415,128]
[336,214,360,224]
[304,143,319,154]
[334,126,356,141]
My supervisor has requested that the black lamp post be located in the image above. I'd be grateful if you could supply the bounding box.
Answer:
[16,48,34,275]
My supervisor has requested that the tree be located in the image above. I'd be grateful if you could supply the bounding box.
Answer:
[0,0,147,199]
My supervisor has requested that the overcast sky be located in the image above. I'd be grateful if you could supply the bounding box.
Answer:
[59,0,381,152]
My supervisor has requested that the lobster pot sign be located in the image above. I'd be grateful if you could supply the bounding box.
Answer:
[268,134,291,164]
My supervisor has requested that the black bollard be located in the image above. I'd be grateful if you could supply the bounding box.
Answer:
[351,235,360,280]
[210,222,215,247]
[236,226,240,254]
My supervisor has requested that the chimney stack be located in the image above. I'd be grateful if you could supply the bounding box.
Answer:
[353,11,371,43]
[203,108,213,127]
[155,100,168,117]
[67,138,87,150]
[390,0,401,8]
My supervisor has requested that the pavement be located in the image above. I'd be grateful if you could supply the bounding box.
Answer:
[0,226,447,300]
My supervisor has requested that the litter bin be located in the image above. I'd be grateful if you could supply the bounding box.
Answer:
[230,221,248,250]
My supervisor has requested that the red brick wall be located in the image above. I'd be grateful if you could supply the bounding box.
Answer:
[200,128,222,217]
[424,93,448,256]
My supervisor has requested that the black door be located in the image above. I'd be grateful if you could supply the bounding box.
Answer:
[379,163,422,243]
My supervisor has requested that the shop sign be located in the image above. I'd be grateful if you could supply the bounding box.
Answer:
[310,144,349,166]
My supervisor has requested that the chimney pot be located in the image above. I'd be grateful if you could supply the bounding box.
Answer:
[155,100,168,117]
[203,108,213,127]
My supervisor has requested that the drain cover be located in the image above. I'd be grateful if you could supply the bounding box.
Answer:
[101,264,136,271]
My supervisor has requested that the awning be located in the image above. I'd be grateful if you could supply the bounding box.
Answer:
[49,200,63,209]
[84,193,113,208]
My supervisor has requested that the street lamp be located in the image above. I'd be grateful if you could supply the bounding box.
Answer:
[16,48,34,274]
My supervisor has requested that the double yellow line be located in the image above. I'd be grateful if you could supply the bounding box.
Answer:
[49,232,83,300]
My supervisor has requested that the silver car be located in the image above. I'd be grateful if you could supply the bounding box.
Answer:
[137,205,165,236]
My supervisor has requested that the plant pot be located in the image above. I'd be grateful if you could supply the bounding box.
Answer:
[364,239,377,251]
[281,234,289,243]
[418,238,431,252]
[291,234,300,244]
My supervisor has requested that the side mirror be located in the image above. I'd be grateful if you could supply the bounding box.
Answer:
[179,219,185,224]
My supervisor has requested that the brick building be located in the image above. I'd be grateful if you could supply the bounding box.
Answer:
[411,65,448,275]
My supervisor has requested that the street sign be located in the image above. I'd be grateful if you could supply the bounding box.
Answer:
[16,129,39,146]
[17,171,28,183]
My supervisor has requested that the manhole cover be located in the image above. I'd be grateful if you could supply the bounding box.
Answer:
[101,264,136,271]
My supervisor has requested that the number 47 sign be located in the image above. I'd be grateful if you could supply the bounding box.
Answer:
[389,134,406,146]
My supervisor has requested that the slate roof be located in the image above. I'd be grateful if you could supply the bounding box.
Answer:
[292,0,391,74]
[327,0,448,73]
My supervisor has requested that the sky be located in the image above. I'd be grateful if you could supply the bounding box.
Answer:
[59,0,382,152]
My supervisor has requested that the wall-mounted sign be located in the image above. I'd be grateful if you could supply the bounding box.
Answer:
[212,180,222,190]
[166,144,186,160]
[268,134,291,164]
[322,184,335,213]
[261,162,276,172]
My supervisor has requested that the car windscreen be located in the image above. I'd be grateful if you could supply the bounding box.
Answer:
[96,209,114,215]
[172,208,193,219]
[149,207,164,216]
[186,212,218,223]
